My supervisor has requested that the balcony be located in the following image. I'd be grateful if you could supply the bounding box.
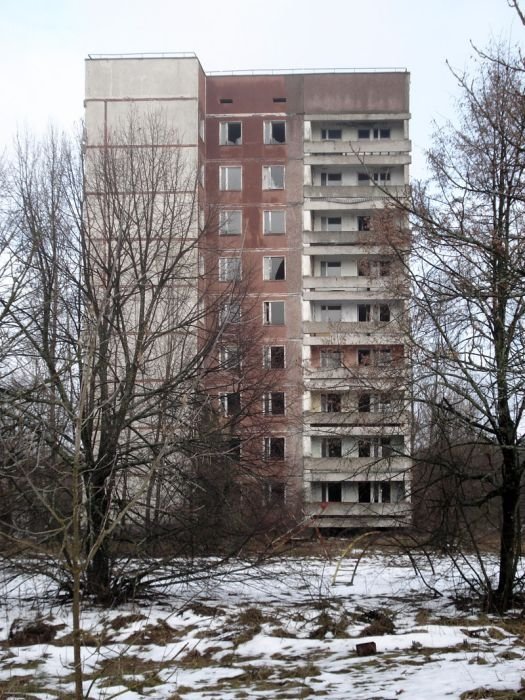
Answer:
[304,184,408,200]
[304,138,411,156]
[304,366,408,389]
[304,502,411,519]
[304,410,410,428]
[303,455,411,478]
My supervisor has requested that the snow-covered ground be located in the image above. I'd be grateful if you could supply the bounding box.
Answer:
[0,552,523,699]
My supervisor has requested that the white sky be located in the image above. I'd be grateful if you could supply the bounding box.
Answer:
[1,0,522,178]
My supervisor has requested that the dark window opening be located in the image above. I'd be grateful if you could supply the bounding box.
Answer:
[321,393,341,413]
[264,346,285,369]
[358,215,371,231]
[265,437,285,461]
[228,437,241,461]
[268,481,286,504]
[379,305,391,322]
[358,128,370,139]
[321,482,342,502]
[321,128,343,140]
[358,440,371,458]
[264,392,285,415]
[358,394,371,413]
[358,172,370,182]
[322,438,342,458]
[358,304,371,322]
[358,349,371,366]
[268,121,286,144]
[221,122,242,145]
[358,482,371,502]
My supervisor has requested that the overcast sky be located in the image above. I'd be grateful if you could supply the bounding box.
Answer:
[1,0,522,178]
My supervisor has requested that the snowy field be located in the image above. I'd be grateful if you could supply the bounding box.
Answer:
[0,551,524,699]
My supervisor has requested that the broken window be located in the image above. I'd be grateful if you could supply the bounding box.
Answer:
[228,437,241,460]
[219,257,242,282]
[358,481,391,503]
[358,482,371,502]
[220,122,242,145]
[264,256,285,281]
[267,481,286,504]
[321,482,342,502]
[358,304,371,322]
[264,437,285,461]
[264,120,286,144]
[379,305,390,322]
[358,215,371,231]
[263,301,285,325]
[321,437,342,458]
[358,349,371,366]
[263,165,285,189]
[219,210,242,235]
[219,345,241,371]
[220,392,241,417]
[263,345,285,369]
[321,393,341,413]
[358,394,371,413]
[263,210,286,234]
[263,392,285,415]
[220,166,242,191]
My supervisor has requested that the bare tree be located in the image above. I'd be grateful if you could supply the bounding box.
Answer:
[385,47,525,611]
[0,117,296,606]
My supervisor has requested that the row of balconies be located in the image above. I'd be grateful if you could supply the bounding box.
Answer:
[303,410,410,428]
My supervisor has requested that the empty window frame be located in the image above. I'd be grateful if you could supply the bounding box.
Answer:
[263,256,285,281]
[219,209,242,235]
[263,391,285,415]
[267,480,286,505]
[263,210,286,234]
[228,437,241,461]
[373,171,391,183]
[373,127,391,139]
[321,172,342,186]
[264,120,286,144]
[358,481,391,503]
[321,216,342,231]
[263,165,285,189]
[358,437,393,459]
[357,215,371,231]
[357,128,371,139]
[219,257,242,281]
[358,259,391,277]
[358,348,371,366]
[219,345,241,371]
[357,172,370,182]
[321,128,342,140]
[264,436,285,461]
[263,301,285,325]
[263,345,285,369]
[358,304,371,322]
[320,260,341,277]
[220,302,241,324]
[321,437,342,458]
[320,350,343,368]
[321,482,342,502]
[220,121,242,145]
[220,392,241,417]
[358,394,371,413]
[220,166,242,191]
[321,393,341,413]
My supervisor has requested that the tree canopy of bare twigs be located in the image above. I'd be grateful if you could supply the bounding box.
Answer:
[387,46,525,612]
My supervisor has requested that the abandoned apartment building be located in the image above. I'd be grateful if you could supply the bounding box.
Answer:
[85,53,412,529]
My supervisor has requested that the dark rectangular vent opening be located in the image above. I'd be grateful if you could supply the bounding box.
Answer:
[220,98,233,104]
[273,97,287,103]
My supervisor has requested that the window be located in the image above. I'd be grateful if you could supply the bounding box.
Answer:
[358,481,391,503]
[358,128,370,139]
[359,260,392,277]
[321,216,342,231]
[219,210,242,235]
[358,437,394,459]
[321,172,342,185]
[263,165,285,189]
[263,301,285,325]
[228,437,241,461]
[220,122,242,145]
[219,257,242,281]
[321,482,342,502]
[321,128,342,140]
[267,481,286,505]
[220,302,241,324]
[358,349,371,366]
[358,440,371,458]
[373,127,391,139]
[320,304,342,322]
[379,305,390,322]
[320,260,341,277]
[358,304,371,322]
[264,121,286,144]
[377,348,393,366]
[220,392,241,417]
[358,215,371,231]
[220,166,242,191]
[321,437,342,458]
[358,172,370,182]
[373,171,391,183]
[321,393,341,413]
[219,345,241,371]
[264,256,285,281]
[358,394,371,413]
[320,350,343,368]
[263,392,285,415]
[263,210,286,234]
[264,436,285,461]
[263,345,285,369]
